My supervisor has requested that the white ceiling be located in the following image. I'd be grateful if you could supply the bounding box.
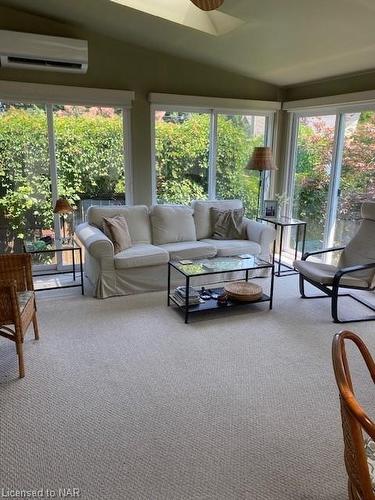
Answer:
[1,0,375,86]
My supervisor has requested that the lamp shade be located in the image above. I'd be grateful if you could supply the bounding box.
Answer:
[53,198,74,214]
[246,147,277,171]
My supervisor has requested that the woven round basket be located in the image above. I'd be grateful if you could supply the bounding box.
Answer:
[224,281,263,302]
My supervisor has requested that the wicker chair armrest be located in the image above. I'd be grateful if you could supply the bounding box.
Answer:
[332,331,375,439]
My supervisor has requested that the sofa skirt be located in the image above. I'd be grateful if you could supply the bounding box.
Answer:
[86,257,271,299]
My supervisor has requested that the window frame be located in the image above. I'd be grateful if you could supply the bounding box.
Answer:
[150,103,276,205]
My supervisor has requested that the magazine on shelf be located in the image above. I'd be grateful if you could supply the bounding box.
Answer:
[175,286,200,299]
[172,292,202,306]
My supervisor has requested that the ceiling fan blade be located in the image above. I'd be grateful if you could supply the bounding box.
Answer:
[190,0,224,11]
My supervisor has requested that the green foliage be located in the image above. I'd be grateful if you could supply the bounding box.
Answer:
[156,113,263,217]
[294,113,375,248]
[0,106,124,252]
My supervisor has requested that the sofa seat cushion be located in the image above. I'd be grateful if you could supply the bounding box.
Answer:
[293,260,370,288]
[201,239,261,257]
[114,244,169,270]
[158,241,217,260]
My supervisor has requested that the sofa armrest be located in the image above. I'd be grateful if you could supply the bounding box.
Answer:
[243,217,276,259]
[75,222,114,260]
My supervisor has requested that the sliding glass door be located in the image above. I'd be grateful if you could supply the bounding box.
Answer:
[288,108,375,255]
[333,111,375,246]
[291,115,336,252]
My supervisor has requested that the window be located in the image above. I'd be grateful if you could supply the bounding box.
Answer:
[216,114,267,218]
[53,105,127,232]
[287,107,375,256]
[0,103,53,255]
[152,107,272,216]
[0,101,130,262]
[291,114,336,252]
[334,111,375,246]
[155,110,210,204]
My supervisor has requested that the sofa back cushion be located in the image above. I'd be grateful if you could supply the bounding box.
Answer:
[87,205,151,244]
[191,200,243,240]
[150,205,197,245]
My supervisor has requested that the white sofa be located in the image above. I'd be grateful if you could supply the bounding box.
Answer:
[75,200,276,298]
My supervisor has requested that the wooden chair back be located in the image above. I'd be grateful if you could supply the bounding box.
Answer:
[332,330,375,499]
[0,253,33,292]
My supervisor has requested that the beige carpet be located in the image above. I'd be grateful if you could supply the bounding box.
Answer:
[1,276,375,500]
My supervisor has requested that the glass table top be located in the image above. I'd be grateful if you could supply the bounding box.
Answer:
[258,216,306,226]
[170,255,272,276]
[23,237,80,253]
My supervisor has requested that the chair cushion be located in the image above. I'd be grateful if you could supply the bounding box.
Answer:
[293,260,370,288]
[17,291,33,313]
[158,241,217,260]
[114,244,169,270]
[201,239,261,257]
[364,436,375,492]
[150,205,196,245]
[338,219,375,287]
[191,200,243,240]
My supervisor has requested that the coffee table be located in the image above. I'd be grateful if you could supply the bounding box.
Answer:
[168,255,274,323]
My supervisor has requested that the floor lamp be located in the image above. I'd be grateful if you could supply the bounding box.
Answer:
[53,198,74,240]
[246,147,277,217]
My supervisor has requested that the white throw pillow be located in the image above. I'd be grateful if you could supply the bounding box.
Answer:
[150,205,197,245]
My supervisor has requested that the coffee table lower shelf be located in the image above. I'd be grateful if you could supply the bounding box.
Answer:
[169,288,271,323]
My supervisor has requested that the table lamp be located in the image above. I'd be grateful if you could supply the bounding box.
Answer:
[53,198,74,240]
[246,147,277,216]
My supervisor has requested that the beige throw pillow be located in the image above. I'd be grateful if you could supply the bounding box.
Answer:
[211,207,244,240]
[103,216,132,254]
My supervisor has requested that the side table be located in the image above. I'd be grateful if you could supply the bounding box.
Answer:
[257,216,307,277]
[23,237,84,294]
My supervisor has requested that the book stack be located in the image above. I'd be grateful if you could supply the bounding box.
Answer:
[172,286,201,306]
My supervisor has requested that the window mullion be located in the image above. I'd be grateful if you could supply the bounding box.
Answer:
[323,112,345,249]
[46,104,60,238]
[123,108,133,205]
[208,110,217,200]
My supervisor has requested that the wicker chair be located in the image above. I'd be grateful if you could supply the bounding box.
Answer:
[0,253,39,378]
[332,330,375,499]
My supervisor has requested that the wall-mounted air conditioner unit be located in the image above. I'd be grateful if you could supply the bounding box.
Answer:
[0,30,88,73]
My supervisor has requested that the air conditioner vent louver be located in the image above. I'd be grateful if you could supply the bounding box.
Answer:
[0,30,88,74]
[7,57,83,70]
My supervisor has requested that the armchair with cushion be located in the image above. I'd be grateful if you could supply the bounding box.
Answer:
[294,201,375,323]
[0,253,39,378]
